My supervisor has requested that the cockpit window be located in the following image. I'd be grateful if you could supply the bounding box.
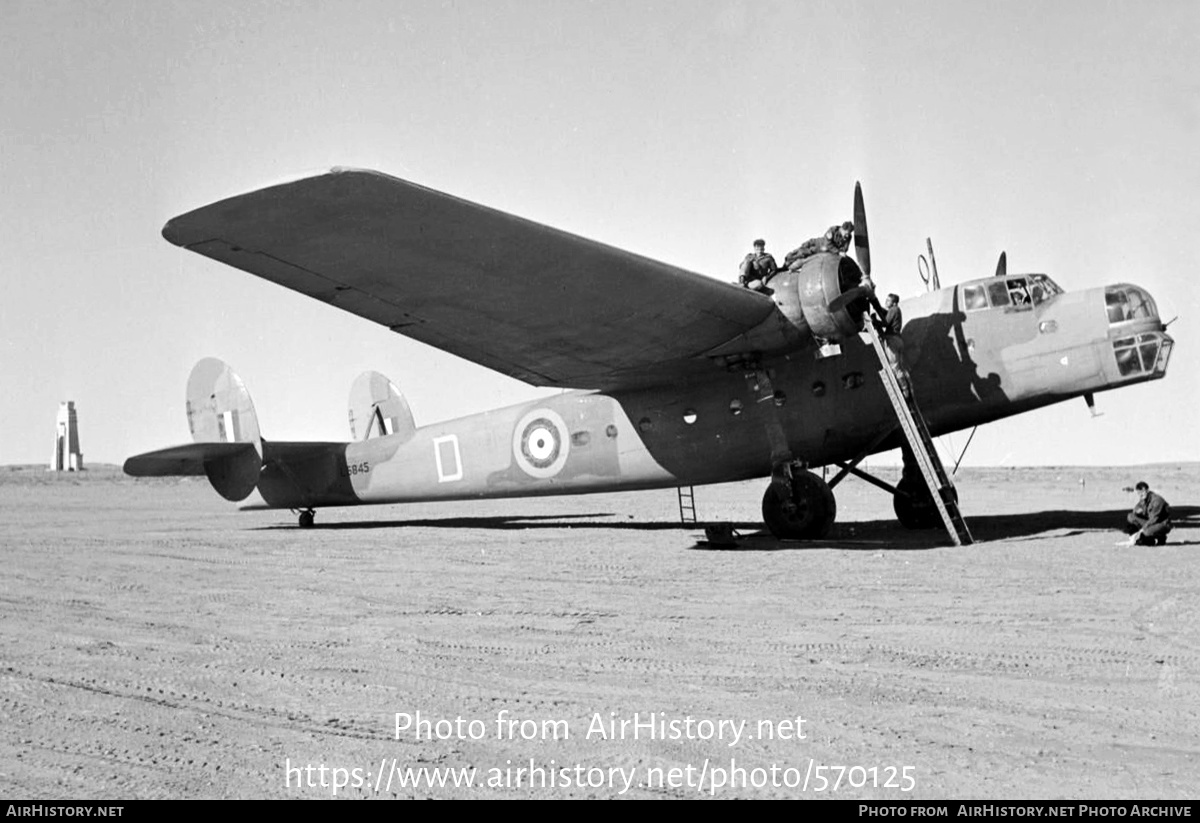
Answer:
[1006,278,1032,307]
[963,274,1063,312]
[986,281,1010,308]
[1106,285,1159,325]
[1028,274,1062,304]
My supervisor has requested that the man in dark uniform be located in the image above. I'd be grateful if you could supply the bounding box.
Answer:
[860,269,887,325]
[827,220,855,254]
[739,239,778,292]
[875,293,912,398]
[879,293,903,336]
[1124,481,1172,545]
[784,221,855,270]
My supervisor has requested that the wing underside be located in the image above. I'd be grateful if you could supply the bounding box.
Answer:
[162,168,773,388]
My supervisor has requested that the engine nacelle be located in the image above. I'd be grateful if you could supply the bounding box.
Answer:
[709,252,868,360]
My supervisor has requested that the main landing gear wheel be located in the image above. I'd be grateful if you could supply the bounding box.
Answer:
[298,509,316,529]
[893,476,955,530]
[762,470,837,539]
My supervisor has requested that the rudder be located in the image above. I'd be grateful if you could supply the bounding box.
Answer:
[186,358,263,501]
[348,371,416,442]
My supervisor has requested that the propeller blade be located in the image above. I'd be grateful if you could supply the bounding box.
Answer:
[995,251,1007,278]
[853,181,871,277]
[828,285,872,314]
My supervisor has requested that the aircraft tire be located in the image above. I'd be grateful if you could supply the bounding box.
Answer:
[298,510,315,529]
[893,478,955,530]
[762,471,836,540]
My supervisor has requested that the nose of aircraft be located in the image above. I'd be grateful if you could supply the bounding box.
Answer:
[1104,283,1173,378]
[1105,283,1162,326]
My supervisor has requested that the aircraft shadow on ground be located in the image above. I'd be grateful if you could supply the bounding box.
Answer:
[255,513,676,532]
[256,506,1200,552]
[964,505,1200,543]
[696,506,1200,552]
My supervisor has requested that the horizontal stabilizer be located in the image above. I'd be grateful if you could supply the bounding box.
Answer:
[123,442,258,476]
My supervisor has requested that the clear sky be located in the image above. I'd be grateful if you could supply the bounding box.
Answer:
[3,0,1197,467]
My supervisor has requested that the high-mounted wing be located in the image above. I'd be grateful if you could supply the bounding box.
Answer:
[163,168,774,388]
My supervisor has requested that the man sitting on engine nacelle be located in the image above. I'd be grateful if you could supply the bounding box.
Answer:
[784,221,855,271]
[739,238,779,293]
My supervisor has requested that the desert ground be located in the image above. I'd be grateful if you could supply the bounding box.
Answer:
[1,463,1196,800]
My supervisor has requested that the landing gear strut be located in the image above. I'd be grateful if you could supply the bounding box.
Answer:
[762,469,837,539]
[298,509,316,529]
[893,475,940,529]
[892,452,957,530]
[741,361,837,540]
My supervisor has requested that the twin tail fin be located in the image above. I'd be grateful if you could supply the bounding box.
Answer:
[124,358,263,501]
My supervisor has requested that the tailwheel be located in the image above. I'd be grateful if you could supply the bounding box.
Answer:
[762,470,836,539]
[298,509,316,529]
[893,476,955,530]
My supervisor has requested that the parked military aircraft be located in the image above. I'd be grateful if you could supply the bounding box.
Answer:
[125,169,1174,537]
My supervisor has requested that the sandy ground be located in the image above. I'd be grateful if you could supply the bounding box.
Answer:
[0,463,1197,800]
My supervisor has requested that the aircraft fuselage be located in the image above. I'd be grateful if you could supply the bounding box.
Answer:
[248,274,1172,511]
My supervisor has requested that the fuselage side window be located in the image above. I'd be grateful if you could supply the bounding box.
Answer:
[963,283,988,311]
[987,281,1011,308]
[1107,291,1131,323]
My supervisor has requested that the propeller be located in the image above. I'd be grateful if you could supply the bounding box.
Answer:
[995,251,1007,278]
[853,181,871,277]
[828,181,876,314]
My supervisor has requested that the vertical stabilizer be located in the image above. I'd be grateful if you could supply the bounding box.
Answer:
[348,371,416,442]
[185,358,263,500]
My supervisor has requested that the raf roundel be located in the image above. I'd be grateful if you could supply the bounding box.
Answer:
[512,408,570,478]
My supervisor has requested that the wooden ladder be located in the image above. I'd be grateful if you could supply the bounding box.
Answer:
[864,322,973,546]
